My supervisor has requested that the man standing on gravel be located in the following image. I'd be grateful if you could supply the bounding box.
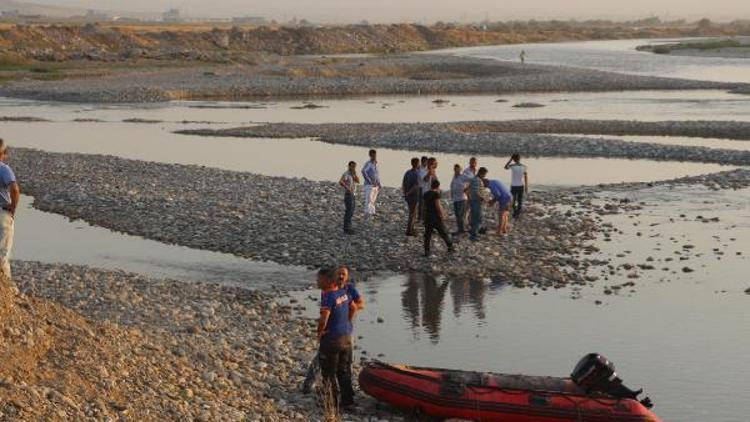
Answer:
[0,139,19,278]
[468,167,489,241]
[488,179,513,236]
[451,164,469,235]
[504,153,529,219]
[339,161,360,235]
[463,157,478,179]
[423,179,454,257]
[417,156,428,222]
[316,267,356,409]
[402,157,421,236]
[361,149,381,220]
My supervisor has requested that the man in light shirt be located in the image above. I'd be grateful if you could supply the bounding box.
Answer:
[450,164,469,234]
[417,156,428,222]
[339,161,360,235]
[463,157,478,179]
[361,149,381,220]
[0,139,20,278]
[504,153,529,219]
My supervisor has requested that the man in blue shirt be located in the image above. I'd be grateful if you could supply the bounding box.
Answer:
[0,139,19,278]
[488,179,512,235]
[316,267,356,408]
[361,149,381,220]
[402,157,421,236]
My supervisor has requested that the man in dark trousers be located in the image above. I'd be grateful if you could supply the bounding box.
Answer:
[317,267,356,408]
[402,157,421,236]
[423,179,454,257]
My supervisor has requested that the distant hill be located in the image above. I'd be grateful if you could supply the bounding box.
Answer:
[0,0,84,17]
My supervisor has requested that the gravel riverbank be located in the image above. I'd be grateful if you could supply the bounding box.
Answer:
[0,55,742,103]
[180,121,750,167]
[5,260,408,421]
[11,147,603,287]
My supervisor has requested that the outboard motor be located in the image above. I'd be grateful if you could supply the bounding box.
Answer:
[571,353,653,409]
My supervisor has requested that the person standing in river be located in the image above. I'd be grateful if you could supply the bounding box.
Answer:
[0,139,19,278]
[339,161,360,235]
[504,153,529,219]
[316,267,356,409]
[402,157,421,236]
[361,149,381,220]
[450,164,469,235]
[468,167,489,241]
[423,179,454,257]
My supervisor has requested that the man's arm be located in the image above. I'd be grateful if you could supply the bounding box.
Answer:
[339,174,347,189]
[9,182,19,218]
[352,173,360,184]
[504,159,513,170]
[317,309,331,341]
[524,172,529,194]
[436,198,447,220]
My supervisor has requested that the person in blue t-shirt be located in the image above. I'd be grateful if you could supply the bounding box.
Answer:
[402,157,421,237]
[316,267,356,408]
[488,179,512,236]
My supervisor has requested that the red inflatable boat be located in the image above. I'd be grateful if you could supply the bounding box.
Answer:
[359,354,662,422]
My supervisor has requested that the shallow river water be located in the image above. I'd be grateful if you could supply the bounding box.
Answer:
[294,187,750,422]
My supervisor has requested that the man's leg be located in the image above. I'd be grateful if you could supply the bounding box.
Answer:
[0,212,14,278]
[406,200,417,235]
[336,339,355,407]
[436,221,453,251]
[516,188,524,217]
[318,344,340,408]
[370,186,380,215]
[417,188,423,222]
[469,201,479,240]
[454,201,465,233]
[344,193,354,232]
[424,223,434,256]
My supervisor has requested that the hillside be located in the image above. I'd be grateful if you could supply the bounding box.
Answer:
[1,21,748,63]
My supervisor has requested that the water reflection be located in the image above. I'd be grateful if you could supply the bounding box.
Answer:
[400,273,501,342]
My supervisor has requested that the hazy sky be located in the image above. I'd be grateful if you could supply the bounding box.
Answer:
[39,0,750,23]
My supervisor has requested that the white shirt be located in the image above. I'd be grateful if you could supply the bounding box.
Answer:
[509,163,527,187]
[419,167,430,192]
[462,166,476,179]
[341,171,357,195]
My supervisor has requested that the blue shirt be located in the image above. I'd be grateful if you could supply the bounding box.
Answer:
[402,168,420,202]
[0,163,16,208]
[362,160,380,187]
[346,282,361,303]
[320,289,353,342]
[468,177,483,201]
[489,180,512,206]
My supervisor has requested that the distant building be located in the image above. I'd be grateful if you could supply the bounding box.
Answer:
[163,8,181,23]
[231,16,266,25]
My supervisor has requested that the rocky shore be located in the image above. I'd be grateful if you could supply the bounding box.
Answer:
[180,121,750,167]
[11,147,605,287]
[0,55,742,103]
[3,260,413,421]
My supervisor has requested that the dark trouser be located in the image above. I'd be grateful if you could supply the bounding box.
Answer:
[319,336,354,407]
[469,199,483,240]
[406,199,418,235]
[424,219,452,255]
[343,192,354,231]
[511,186,524,218]
[417,188,424,221]
[453,200,466,233]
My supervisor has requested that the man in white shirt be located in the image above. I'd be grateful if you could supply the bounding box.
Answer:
[463,157,478,179]
[361,149,381,220]
[504,153,529,219]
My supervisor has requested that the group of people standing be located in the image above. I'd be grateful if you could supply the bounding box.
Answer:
[338,148,529,257]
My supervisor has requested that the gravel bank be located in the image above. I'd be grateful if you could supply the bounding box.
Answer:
[0,55,742,103]
[179,121,750,167]
[6,260,407,421]
[11,147,606,287]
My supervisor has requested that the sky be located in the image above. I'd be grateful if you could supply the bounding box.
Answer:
[26,0,750,23]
